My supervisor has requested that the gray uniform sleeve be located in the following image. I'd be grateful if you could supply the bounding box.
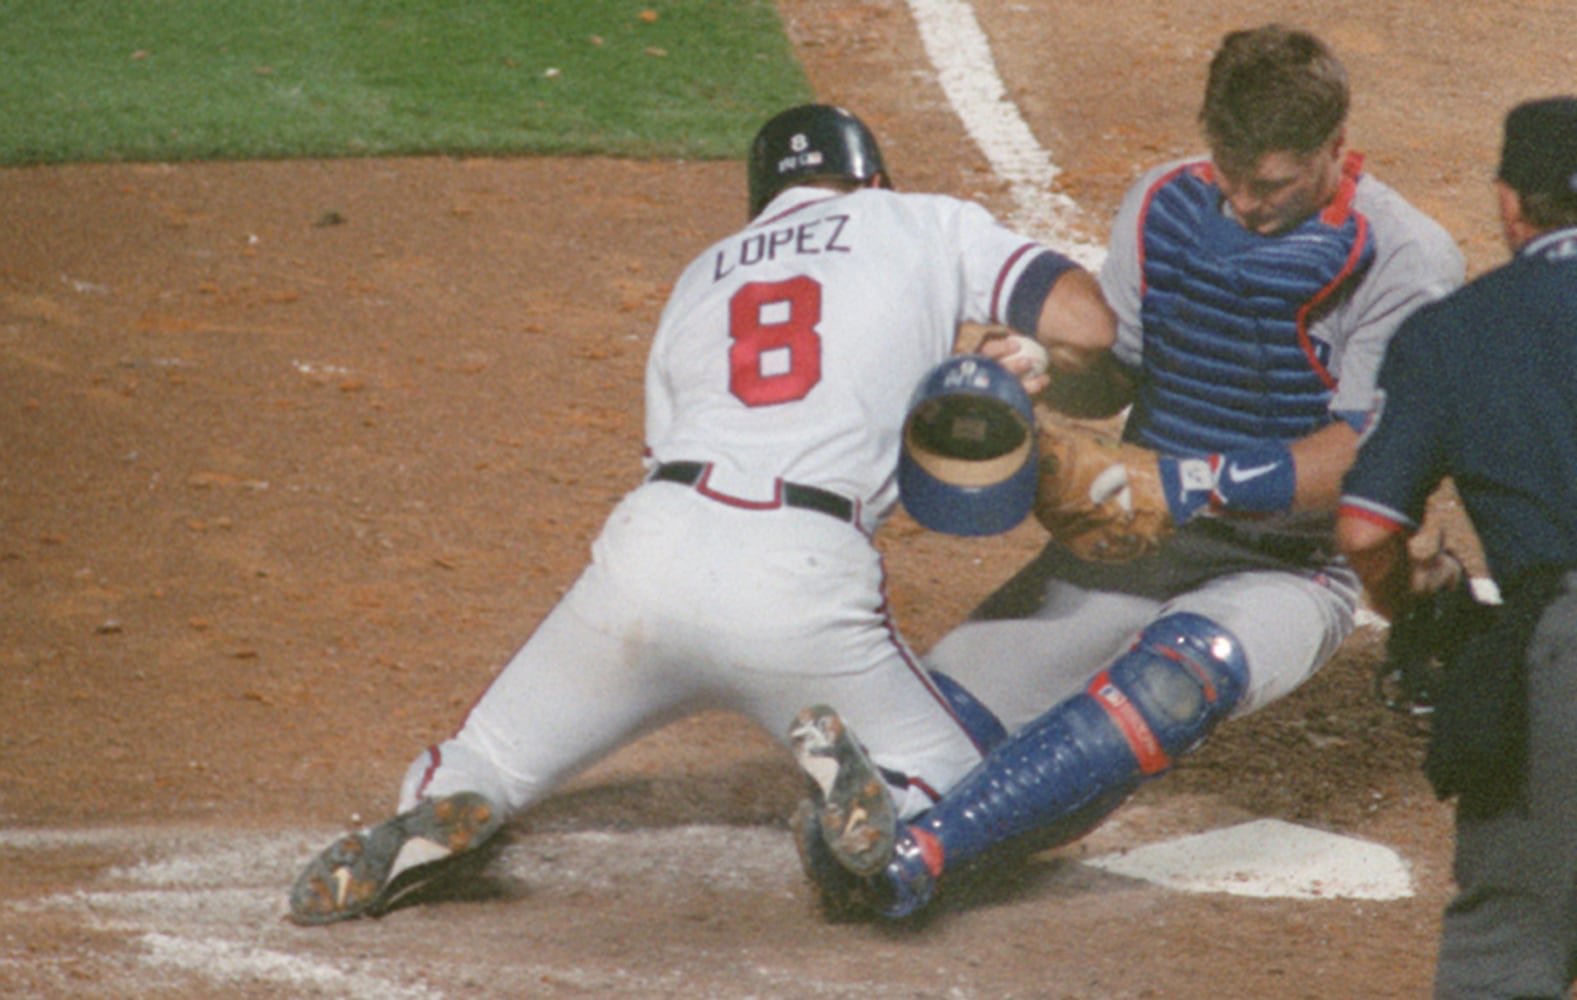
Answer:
[1324,176,1465,421]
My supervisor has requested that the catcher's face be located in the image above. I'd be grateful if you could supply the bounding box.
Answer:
[1216,138,1344,236]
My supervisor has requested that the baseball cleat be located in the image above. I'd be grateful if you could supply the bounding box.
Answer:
[788,705,897,878]
[287,791,504,925]
[790,799,874,922]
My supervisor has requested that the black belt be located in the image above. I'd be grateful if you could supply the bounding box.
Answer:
[649,461,856,524]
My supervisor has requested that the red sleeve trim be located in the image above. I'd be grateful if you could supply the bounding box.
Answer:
[989,242,1040,325]
[1336,502,1408,534]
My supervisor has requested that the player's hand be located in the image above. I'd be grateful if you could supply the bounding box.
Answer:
[1407,528,1467,596]
[977,331,1051,396]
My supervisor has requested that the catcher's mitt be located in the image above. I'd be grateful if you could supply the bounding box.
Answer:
[1031,407,1173,562]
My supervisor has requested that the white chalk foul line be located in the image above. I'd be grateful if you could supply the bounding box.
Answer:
[1,825,807,1000]
[4,816,1414,993]
[905,0,1106,268]
[139,933,443,1000]
[2,827,439,999]
[2,822,1409,1000]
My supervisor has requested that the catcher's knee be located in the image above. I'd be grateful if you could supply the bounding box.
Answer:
[909,612,1249,863]
[1093,612,1249,774]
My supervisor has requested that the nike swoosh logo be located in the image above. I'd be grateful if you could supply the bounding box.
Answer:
[1226,461,1280,484]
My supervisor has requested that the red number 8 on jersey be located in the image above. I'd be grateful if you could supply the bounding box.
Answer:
[729,276,822,407]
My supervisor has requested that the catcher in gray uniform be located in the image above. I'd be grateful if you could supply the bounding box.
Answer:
[791,23,1466,920]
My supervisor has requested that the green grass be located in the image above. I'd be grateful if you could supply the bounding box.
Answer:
[0,0,813,165]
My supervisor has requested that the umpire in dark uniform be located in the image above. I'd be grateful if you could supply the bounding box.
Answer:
[1337,95,1577,1000]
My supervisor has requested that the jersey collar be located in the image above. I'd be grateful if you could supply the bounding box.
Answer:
[752,186,853,228]
[1521,226,1577,262]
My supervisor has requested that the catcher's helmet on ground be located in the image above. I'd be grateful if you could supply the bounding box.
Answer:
[899,354,1038,537]
[747,104,890,218]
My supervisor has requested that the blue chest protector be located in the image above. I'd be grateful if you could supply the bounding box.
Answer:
[1129,155,1375,455]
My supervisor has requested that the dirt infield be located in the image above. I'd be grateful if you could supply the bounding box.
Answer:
[3,2,1574,997]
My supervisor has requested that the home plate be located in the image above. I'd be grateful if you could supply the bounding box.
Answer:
[1083,819,1414,900]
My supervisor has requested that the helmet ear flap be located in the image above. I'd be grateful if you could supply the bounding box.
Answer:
[747,104,890,218]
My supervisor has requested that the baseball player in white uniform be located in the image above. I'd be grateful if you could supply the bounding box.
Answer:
[286,103,1116,924]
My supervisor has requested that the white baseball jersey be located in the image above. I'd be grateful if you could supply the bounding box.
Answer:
[646,185,1059,529]
[400,185,1073,822]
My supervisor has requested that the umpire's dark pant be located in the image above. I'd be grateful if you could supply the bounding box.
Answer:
[1435,571,1577,1000]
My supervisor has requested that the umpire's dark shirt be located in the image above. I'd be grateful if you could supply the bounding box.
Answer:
[1341,226,1577,585]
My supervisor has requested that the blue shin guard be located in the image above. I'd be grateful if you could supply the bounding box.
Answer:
[912,612,1249,874]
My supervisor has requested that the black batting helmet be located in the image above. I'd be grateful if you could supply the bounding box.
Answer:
[747,104,891,218]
